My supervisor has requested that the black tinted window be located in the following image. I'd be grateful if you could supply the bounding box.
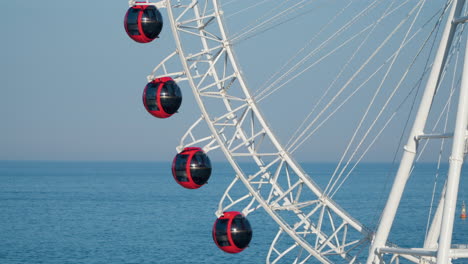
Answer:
[231,215,252,248]
[192,153,211,168]
[189,153,210,185]
[145,83,159,111]
[190,167,211,185]
[141,6,163,39]
[214,219,230,247]
[174,154,189,182]
[160,81,182,114]
[126,9,140,36]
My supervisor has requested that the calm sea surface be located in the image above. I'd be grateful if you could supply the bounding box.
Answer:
[1,161,468,263]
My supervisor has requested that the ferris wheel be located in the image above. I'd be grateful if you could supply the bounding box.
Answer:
[124,0,468,263]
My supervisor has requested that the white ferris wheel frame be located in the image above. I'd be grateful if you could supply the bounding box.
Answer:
[130,0,468,263]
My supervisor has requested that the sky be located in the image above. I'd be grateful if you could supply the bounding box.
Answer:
[1,0,453,163]
[1,1,189,162]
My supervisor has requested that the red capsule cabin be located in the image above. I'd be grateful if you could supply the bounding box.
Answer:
[172,147,212,189]
[124,3,163,43]
[143,77,182,118]
[212,211,252,254]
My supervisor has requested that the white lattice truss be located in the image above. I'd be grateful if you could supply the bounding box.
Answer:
[142,0,468,263]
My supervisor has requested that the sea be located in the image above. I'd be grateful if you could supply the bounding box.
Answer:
[1,161,468,264]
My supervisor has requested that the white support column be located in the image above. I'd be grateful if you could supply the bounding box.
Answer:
[367,1,464,263]
[436,32,468,264]
[425,184,446,249]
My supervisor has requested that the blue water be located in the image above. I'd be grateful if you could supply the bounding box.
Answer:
[1,161,468,263]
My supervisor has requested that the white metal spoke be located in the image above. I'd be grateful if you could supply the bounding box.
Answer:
[135,0,468,263]
[164,1,375,261]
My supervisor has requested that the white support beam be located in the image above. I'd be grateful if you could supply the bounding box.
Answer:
[416,132,454,140]
[367,1,465,262]
[379,247,436,257]
[453,15,468,24]
[450,248,468,258]
[436,12,468,263]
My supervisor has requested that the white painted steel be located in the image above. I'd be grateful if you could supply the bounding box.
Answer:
[436,12,468,262]
[139,0,468,263]
[367,1,465,263]
[450,248,468,258]
[379,247,437,257]
[162,0,372,262]
[424,184,446,263]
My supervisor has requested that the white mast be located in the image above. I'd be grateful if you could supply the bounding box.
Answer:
[436,14,468,263]
[367,0,466,263]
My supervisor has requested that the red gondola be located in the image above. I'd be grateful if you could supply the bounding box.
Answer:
[124,3,163,43]
[143,77,182,118]
[212,211,252,253]
[172,147,212,189]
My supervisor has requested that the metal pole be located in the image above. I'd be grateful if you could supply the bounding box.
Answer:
[436,30,468,264]
[367,1,463,263]
[425,184,446,249]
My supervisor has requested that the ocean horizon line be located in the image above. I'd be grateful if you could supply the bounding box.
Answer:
[0,159,450,165]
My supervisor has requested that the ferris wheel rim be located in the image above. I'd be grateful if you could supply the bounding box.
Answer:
[125,0,468,262]
[163,0,374,262]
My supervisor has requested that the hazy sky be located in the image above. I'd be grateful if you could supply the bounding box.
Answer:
[1,1,450,162]
[2,1,188,161]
